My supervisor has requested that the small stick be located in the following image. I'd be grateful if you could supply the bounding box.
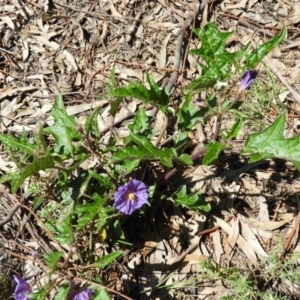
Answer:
[0,194,20,227]
[166,0,210,93]
[284,193,300,251]
[126,10,143,44]
[114,60,186,73]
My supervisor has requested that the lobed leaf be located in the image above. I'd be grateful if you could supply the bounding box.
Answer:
[44,251,64,268]
[85,105,101,138]
[188,22,250,90]
[44,94,82,156]
[245,27,286,69]
[243,113,300,170]
[203,141,226,165]
[0,130,35,155]
[108,74,169,112]
[188,22,286,91]
[93,251,122,269]
[75,193,107,230]
[172,185,211,212]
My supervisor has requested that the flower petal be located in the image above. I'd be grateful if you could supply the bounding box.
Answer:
[13,275,32,300]
[67,282,94,300]
[114,179,148,215]
[240,69,258,90]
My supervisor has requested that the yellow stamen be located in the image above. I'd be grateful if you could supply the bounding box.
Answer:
[127,191,135,201]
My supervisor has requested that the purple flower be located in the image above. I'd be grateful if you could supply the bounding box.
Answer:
[193,98,204,107]
[114,179,148,215]
[13,275,32,300]
[67,282,94,300]
[239,69,258,90]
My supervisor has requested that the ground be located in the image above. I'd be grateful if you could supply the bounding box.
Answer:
[1,0,300,299]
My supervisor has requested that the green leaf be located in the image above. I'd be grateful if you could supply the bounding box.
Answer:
[0,130,35,155]
[202,141,225,165]
[188,78,217,91]
[85,106,101,138]
[115,159,140,175]
[44,251,64,268]
[101,218,126,244]
[108,74,169,112]
[107,67,115,94]
[111,133,179,167]
[245,27,286,69]
[178,153,193,165]
[93,251,122,269]
[108,145,150,164]
[56,223,73,243]
[128,107,154,137]
[177,94,208,130]
[88,170,114,189]
[243,113,300,170]
[129,133,175,162]
[74,194,107,230]
[66,170,92,200]
[188,23,286,91]
[172,185,211,212]
[35,122,48,152]
[54,283,70,300]
[109,96,123,117]
[90,286,111,300]
[8,143,54,193]
[188,22,250,90]
[29,287,50,300]
[107,68,123,117]
[44,94,82,156]
[146,73,169,108]
[174,132,191,149]
[222,118,242,140]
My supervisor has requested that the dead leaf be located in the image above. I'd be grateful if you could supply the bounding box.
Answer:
[35,36,78,71]
[278,90,290,102]
[143,240,157,261]
[158,34,170,68]
[258,195,270,221]
[250,220,289,231]
[224,217,239,258]
[109,1,125,21]
[22,41,30,61]
[213,216,258,264]
[212,230,224,263]
[240,177,260,194]
[288,3,300,24]
[0,86,38,100]
[0,16,17,30]
[198,286,226,300]
[183,254,207,264]
[240,217,268,258]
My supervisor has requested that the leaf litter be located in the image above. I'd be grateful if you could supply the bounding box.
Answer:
[1,0,300,299]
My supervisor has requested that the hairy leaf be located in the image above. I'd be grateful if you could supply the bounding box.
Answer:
[243,113,300,170]
[245,27,286,69]
[188,22,250,90]
[108,74,169,112]
[189,22,286,91]
[203,141,226,165]
[2,125,54,193]
[172,185,211,212]
[44,94,82,156]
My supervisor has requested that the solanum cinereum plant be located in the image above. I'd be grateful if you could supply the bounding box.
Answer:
[0,23,289,298]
